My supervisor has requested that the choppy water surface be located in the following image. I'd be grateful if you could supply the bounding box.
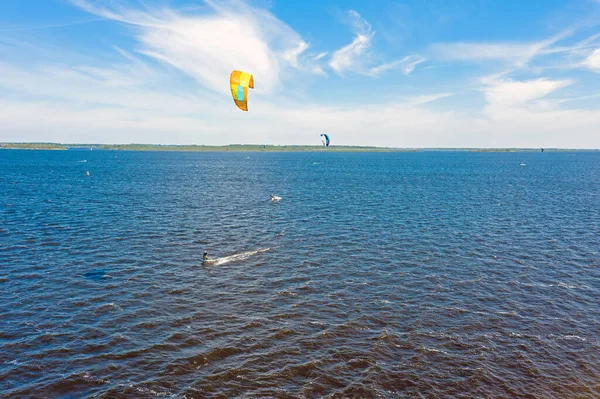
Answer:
[1,149,599,398]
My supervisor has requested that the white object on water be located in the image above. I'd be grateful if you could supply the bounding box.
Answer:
[86,171,90,176]
[202,248,270,266]
[520,163,526,166]
[270,195,282,202]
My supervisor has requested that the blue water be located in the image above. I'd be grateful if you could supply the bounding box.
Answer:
[1,149,599,398]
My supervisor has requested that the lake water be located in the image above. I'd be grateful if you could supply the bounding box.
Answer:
[1,149,599,398]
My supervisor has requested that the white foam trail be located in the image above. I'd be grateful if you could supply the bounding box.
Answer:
[203,248,270,266]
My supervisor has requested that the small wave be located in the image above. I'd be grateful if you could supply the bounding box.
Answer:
[94,303,121,314]
[557,282,577,289]
[270,328,295,339]
[548,334,587,342]
[277,290,297,297]
[242,320,264,329]
[83,269,110,280]
[418,346,449,355]
[166,346,243,375]
[202,248,270,266]
[517,280,579,289]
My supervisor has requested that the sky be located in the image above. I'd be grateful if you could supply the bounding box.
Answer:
[1,0,600,148]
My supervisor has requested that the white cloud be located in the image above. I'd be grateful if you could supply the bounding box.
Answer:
[67,0,128,22]
[329,34,371,74]
[480,77,579,136]
[408,93,452,105]
[329,10,374,74]
[582,48,600,71]
[431,29,573,68]
[282,41,309,68]
[282,41,328,75]
[433,42,538,64]
[370,54,425,76]
[329,10,425,77]
[483,78,572,108]
[69,0,322,94]
[313,52,328,61]
[0,60,225,118]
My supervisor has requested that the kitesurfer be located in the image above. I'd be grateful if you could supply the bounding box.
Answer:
[202,251,209,263]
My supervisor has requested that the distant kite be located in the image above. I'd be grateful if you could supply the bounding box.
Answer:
[321,133,330,147]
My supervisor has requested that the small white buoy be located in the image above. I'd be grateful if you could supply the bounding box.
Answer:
[86,171,90,176]
[520,163,526,166]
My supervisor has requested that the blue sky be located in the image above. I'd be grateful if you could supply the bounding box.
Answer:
[2,0,600,147]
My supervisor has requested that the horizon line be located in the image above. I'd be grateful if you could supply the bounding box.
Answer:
[1,143,599,151]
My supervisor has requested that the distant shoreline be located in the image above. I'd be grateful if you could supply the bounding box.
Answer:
[0,143,597,152]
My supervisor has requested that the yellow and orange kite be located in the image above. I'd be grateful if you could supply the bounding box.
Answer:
[230,70,254,111]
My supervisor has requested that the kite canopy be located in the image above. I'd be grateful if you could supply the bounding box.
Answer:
[320,133,330,147]
[230,70,254,111]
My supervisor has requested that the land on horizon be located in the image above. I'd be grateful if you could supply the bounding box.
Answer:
[1,143,597,152]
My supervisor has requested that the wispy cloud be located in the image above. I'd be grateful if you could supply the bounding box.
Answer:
[313,52,328,61]
[370,54,425,76]
[69,0,322,94]
[408,93,452,105]
[431,29,573,68]
[329,10,373,75]
[433,42,538,63]
[0,17,104,32]
[483,78,572,108]
[581,48,600,71]
[329,10,424,77]
[282,41,309,68]
[0,58,221,114]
